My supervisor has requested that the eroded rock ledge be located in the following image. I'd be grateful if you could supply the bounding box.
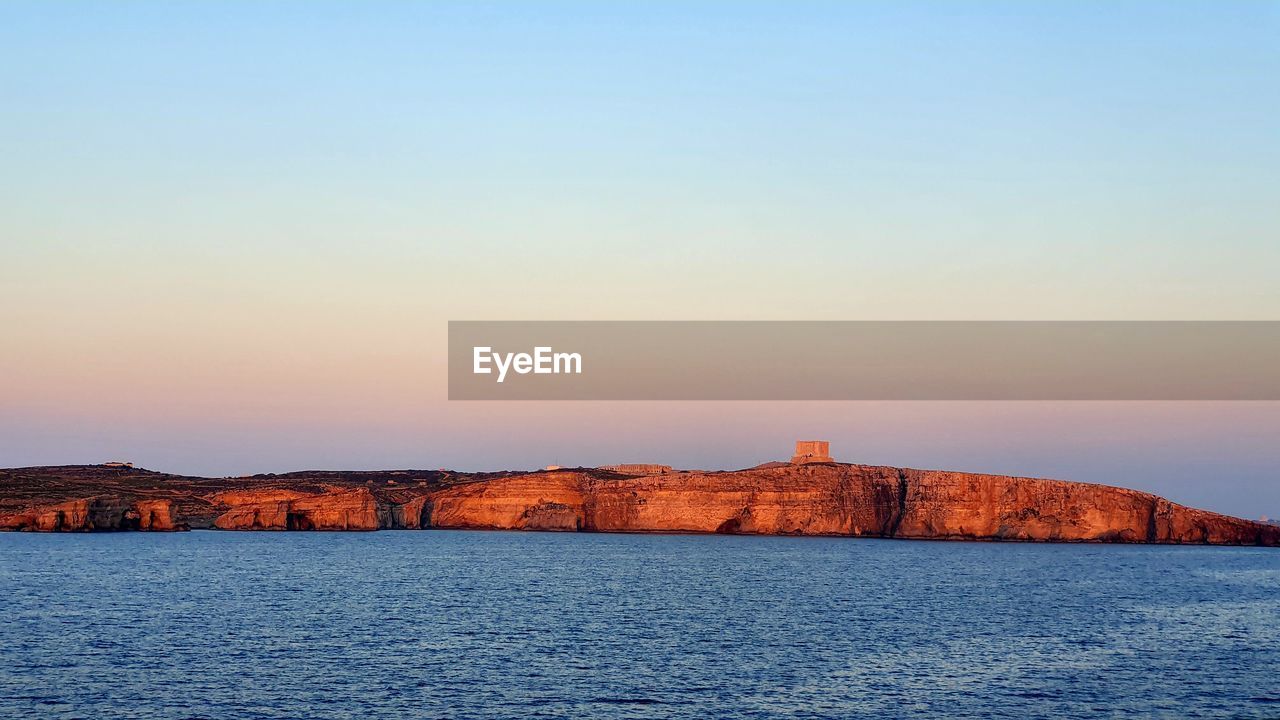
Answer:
[1,463,1275,545]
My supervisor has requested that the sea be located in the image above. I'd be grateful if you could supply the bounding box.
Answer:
[2,530,1278,719]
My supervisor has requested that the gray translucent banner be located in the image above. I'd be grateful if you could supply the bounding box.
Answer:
[448,321,1280,400]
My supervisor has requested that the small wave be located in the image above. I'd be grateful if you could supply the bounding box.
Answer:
[591,697,665,705]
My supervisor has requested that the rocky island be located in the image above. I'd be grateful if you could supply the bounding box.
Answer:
[2,442,1275,545]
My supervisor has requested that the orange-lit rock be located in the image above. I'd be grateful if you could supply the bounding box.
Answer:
[584,464,899,536]
[422,465,1279,545]
[893,470,1156,542]
[2,462,1277,545]
[212,487,382,530]
[0,496,185,532]
[31,498,113,532]
[888,469,1278,544]
[426,465,900,535]
[212,498,291,530]
[129,500,182,531]
[430,472,586,531]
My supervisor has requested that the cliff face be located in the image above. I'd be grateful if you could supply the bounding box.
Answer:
[418,465,1278,545]
[891,470,1269,544]
[1,463,1276,546]
[0,496,183,532]
[427,465,902,536]
[210,488,382,531]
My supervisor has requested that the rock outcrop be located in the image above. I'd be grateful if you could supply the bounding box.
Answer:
[212,487,382,531]
[0,496,184,532]
[1,463,1276,545]
[891,469,1269,544]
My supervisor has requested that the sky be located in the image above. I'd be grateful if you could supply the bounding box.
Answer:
[2,1,1278,518]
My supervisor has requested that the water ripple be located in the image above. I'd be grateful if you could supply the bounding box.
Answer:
[1,532,1278,719]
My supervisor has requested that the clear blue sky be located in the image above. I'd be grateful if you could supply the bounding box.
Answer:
[2,1,1278,518]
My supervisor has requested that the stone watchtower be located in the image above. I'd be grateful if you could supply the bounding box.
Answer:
[790,440,833,464]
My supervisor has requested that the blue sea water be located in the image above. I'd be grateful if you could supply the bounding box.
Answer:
[2,531,1279,719]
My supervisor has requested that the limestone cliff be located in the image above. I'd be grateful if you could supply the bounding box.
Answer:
[418,465,1277,545]
[0,496,183,532]
[0,463,1275,545]
[211,487,381,531]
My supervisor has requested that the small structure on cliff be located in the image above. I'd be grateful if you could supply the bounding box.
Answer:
[790,441,833,464]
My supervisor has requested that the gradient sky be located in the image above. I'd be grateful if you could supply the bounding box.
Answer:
[2,1,1278,518]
